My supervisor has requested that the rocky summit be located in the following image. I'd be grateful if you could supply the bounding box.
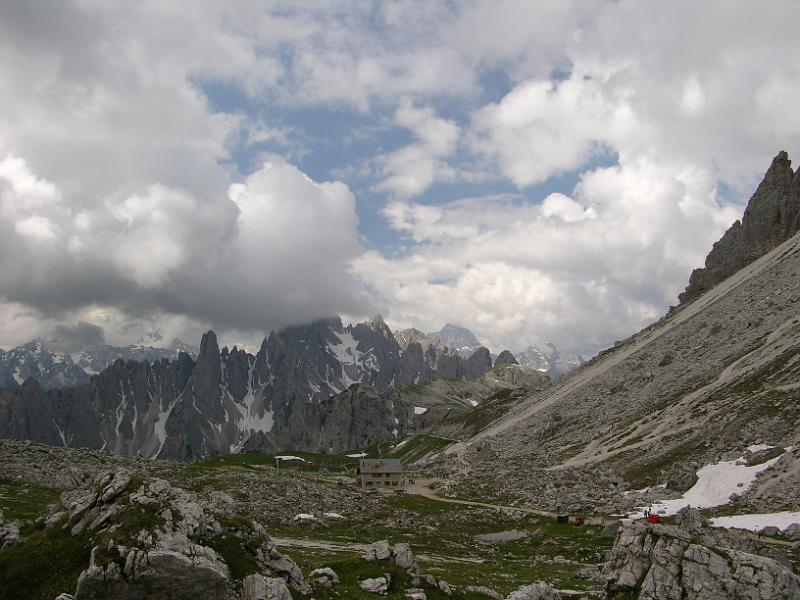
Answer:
[680,150,800,304]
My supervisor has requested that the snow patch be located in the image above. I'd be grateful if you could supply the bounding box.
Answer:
[152,397,180,459]
[323,512,345,520]
[293,513,317,521]
[469,400,478,407]
[346,453,368,458]
[414,406,428,415]
[276,455,305,462]
[711,512,800,532]
[56,424,67,448]
[328,329,379,388]
[631,450,785,518]
[746,444,775,453]
[12,367,23,385]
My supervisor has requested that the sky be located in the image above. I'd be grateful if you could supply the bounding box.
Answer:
[1,0,799,356]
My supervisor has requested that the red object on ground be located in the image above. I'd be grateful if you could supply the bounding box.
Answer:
[648,514,661,523]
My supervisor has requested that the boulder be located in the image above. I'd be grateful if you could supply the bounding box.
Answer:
[75,545,229,600]
[465,585,504,599]
[783,522,800,541]
[506,582,561,599]
[405,588,427,600]
[310,567,339,587]
[256,542,312,594]
[359,575,390,594]
[242,574,293,600]
[437,579,453,596]
[363,539,392,561]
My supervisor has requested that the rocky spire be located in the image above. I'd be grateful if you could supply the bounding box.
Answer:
[679,151,799,304]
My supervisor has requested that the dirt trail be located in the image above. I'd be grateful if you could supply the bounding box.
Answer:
[405,479,556,517]
[271,536,486,564]
[455,234,800,451]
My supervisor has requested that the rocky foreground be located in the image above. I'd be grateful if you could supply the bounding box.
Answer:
[1,440,799,599]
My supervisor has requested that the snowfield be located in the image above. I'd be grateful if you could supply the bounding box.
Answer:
[631,449,785,518]
[711,512,800,532]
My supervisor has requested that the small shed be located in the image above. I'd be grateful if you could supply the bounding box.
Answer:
[357,458,406,490]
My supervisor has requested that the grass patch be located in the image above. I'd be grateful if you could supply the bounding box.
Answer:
[0,522,90,600]
[0,478,60,523]
[206,534,261,580]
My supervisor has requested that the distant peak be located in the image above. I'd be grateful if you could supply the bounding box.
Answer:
[197,330,220,360]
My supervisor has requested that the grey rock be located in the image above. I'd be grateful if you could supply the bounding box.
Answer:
[438,578,454,596]
[783,522,800,541]
[76,545,229,600]
[506,582,561,600]
[0,521,21,548]
[604,520,800,599]
[310,566,339,587]
[466,585,504,599]
[392,542,416,570]
[242,574,293,600]
[405,588,427,600]
[359,575,390,594]
[370,539,392,561]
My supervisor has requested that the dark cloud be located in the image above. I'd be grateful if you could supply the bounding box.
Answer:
[50,321,105,352]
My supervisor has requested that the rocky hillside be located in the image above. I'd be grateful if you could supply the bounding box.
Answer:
[0,316,506,461]
[431,152,800,521]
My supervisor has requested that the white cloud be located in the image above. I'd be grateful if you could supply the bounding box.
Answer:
[470,74,622,187]
[0,153,367,340]
[355,156,739,355]
[374,100,460,199]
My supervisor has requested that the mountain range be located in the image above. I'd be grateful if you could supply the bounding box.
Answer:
[0,322,578,391]
[0,338,198,390]
[0,315,552,460]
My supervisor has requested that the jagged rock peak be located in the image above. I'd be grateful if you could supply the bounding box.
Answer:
[494,350,518,366]
[679,150,800,304]
[197,330,220,361]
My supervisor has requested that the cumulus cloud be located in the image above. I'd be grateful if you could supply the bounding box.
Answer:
[355,156,739,355]
[0,153,368,344]
[375,100,460,198]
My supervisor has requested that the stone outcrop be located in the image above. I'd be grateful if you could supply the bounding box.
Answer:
[37,468,310,599]
[680,151,800,304]
[604,509,800,599]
